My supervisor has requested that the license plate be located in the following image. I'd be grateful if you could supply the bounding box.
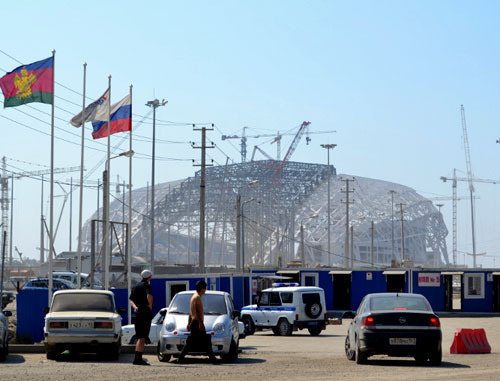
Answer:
[389,338,416,345]
[69,321,93,329]
[308,321,318,326]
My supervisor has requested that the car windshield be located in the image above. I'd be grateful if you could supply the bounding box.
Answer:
[51,293,115,312]
[370,296,431,311]
[168,293,227,315]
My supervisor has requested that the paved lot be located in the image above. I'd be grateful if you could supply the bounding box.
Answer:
[2,317,500,380]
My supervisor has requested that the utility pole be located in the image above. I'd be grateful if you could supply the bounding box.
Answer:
[320,143,336,266]
[389,190,396,261]
[236,194,241,271]
[397,203,406,265]
[341,178,354,267]
[350,225,354,268]
[146,98,167,275]
[370,220,374,267]
[192,124,215,273]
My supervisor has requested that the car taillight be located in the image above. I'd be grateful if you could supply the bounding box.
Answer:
[361,316,375,328]
[49,321,68,329]
[296,314,299,321]
[429,317,440,327]
[324,313,327,320]
[94,321,113,329]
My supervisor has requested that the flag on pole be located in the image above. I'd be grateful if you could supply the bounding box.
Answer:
[91,93,131,139]
[0,56,54,108]
[70,89,108,127]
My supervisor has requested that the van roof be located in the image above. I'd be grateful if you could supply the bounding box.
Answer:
[263,286,324,293]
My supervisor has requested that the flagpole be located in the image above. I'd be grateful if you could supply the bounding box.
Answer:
[77,62,86,289]
[48,49,56,306]
[127,84,133,324]
[104,75,111,290]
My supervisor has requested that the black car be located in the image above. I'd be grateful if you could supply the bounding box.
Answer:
[344,293,441,365]
[1,291,15,310]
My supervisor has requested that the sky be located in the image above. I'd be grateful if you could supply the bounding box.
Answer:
[1,0,500,267]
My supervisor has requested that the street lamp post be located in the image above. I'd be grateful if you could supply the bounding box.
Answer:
[102,150,134,290]
[300,214,318,267]
[146,99,167,275]
[236,180,259,272]
[320,144,336,267]
[389,190,396,261]
[241,199,260,272]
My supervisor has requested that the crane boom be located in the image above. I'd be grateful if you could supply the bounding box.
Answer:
[14,166,81,179]
[461,105,474,192]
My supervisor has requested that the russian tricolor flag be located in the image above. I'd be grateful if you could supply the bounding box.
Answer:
[91,93,131,139]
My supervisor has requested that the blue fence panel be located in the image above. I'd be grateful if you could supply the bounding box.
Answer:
[16,289,48,344]
[220,276,231,294]
[232,276,244,310]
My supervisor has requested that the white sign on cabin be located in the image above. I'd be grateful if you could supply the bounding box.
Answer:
[418,272,440,287]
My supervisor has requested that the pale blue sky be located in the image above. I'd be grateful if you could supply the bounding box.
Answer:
[1,1,500,266]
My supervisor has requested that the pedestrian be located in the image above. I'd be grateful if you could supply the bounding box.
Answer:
[129,269,153,366]
[178,279,218,364]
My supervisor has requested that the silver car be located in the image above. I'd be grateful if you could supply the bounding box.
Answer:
[157,291,240,363]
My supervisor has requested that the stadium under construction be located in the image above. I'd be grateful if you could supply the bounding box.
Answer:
[82,160,449,271]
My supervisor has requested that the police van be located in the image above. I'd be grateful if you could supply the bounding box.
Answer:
[240,283,328,336]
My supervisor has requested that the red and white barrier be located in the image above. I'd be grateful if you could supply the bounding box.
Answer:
[450,328,491,354]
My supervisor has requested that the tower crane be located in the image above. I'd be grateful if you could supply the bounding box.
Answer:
[429,183,480,267]
[222,126,336,163]
[441,166,500,267]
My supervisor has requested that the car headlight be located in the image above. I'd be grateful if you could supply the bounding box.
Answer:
[213,323,225,334]
[165,321,176,332]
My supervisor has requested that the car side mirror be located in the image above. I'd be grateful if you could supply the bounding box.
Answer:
[342,311,356,319]
[232,310,240,319]
[117,307,126,314]
[3,311,12,317]
[43,307,50,314]
[160,309,167,317]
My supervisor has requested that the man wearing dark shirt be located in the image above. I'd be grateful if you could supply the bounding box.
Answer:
[129,269,153,365]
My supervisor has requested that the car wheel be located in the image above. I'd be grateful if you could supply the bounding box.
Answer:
[345,335,355,361]
[429,347,442,366]
[110,343,121,361]
[305,302,322,319]
[46,350,57,360]
[355,336,367,364]
[276,318,293,336]
[157,342,171,363]
[221,337,239,363]
[308,326,322,336]
[242,316,255,336]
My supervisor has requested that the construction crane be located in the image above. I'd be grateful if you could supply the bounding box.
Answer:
[14,246,24,265]
[441,165,500,268]
[0,157,80,265]
[222,126,336,163]
[429,185,479,267]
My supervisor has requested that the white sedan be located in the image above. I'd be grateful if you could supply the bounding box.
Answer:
[157,291,241,363]
[121,308,168,344]
[122,307,245,345]
[44,290,124,360]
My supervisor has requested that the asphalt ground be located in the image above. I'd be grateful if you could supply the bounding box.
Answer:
[2,317,500,380]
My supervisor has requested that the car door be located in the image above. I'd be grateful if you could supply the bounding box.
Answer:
[253,292,270,325]
[349,296,367,345]
[267,292,282,326]
[227,295,239,340]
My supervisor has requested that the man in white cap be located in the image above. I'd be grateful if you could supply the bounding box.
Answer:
[129,269,153,365]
